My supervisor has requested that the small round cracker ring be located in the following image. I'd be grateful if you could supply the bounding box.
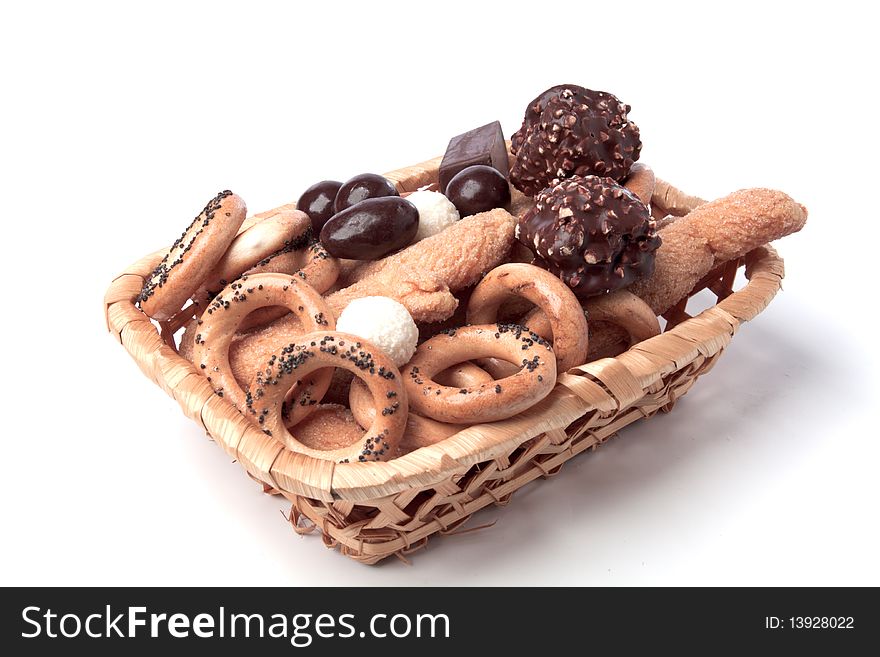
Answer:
[139,191,246,321]
[193,273,335,425]
[349,379,457,454]
[466,263,589,372]
[249,332,407,463]
[402,324,557,424]
[585,290,661,346]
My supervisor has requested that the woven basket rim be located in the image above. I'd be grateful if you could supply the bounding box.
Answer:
[104,170,785,503]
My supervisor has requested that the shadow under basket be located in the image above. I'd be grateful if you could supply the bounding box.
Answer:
[104,158,785,564]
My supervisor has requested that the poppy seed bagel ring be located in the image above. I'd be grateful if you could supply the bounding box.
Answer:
[248,332,408,463]
[192,273,335,426]
[138,190,247,320]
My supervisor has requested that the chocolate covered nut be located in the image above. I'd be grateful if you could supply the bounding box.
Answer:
[320,196,419,260]
[510,85,641,196]
[439,120,510,193]
[297,180,343,233]
[445,165,511,217]
[334,173,399,213]
[516,175,660,298]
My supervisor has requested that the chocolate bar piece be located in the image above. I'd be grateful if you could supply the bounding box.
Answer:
[439,121,509,194]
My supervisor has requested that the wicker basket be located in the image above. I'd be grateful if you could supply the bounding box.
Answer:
[103,155,785,564]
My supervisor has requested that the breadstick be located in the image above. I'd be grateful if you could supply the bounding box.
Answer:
[327,265,458,324]
[628,224,714,316]
[651,178,707,217]
[630,188,807,315]
[543,188,806,360]
[326,208,516,304]
[585,188,806,355]
[622,163,655,206]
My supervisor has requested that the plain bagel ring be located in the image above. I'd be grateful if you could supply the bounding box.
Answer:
[584,290,661,346]
[349,379,457,454]
[401,324,557,424]
[197,205,311,301]
[466,263,589,372]
[248,332,408,463]
[521,290,660,361]
[192,273,335,425]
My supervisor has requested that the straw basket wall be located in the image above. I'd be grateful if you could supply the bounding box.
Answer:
[104,156,785,564]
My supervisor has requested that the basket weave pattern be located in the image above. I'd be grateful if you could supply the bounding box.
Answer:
[104,161,785,564]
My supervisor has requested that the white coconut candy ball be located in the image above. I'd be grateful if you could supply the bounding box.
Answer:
[406,190,460,242]
[336,296,419,367]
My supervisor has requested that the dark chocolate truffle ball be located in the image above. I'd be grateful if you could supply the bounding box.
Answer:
[516,175,660,298]
[509,85,642,196]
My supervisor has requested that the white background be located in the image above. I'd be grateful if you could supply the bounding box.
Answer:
[1,1,877,586]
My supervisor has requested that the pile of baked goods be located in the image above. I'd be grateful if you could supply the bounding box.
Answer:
[136,84,807,465]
